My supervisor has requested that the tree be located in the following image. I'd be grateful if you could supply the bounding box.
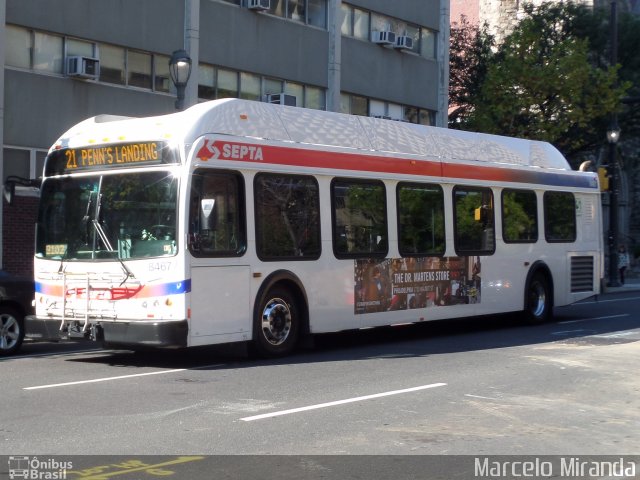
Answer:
[449,3,633,161]
[448,16,494,127]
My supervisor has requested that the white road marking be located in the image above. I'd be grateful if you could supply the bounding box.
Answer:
[239,383,447,422]
[579,295,640,304]
[558,314,629,324]
[24,369,189,390]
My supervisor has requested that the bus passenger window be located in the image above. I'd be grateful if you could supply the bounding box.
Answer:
[502,189,538,243]
[254,173,321,260]
[188,170,245,256]
[397,182,445,256]
[332,179,387,258]
[454,186,495,255]
[544,191,576,242]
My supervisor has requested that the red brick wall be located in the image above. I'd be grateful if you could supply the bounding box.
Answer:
[2,195,38,278]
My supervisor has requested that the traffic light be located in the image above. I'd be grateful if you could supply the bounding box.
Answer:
[598,167,609,191]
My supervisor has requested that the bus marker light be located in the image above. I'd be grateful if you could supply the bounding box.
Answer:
[240,114,248,120]
[165,298,173,306]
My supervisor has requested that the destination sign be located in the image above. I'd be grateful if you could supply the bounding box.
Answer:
[45,141,177,176]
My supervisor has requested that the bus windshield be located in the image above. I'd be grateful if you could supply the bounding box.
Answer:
[36,171,178,261]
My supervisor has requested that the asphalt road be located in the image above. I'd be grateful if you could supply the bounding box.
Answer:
[1,291,639,478]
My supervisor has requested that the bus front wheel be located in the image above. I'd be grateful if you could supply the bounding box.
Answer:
[524,272,552,324]
[253,287,299,357]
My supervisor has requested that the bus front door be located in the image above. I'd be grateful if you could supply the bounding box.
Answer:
[189,266,251,345]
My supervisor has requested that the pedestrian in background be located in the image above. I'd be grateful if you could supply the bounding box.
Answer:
[618,244,630,285]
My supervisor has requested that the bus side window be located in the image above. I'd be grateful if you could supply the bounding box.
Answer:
[189,170,245,256]
[331,178,388,258]
[544,191,576,242]
[453,186,495,255]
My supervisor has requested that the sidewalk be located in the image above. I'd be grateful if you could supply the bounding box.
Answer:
[601,276,640,294]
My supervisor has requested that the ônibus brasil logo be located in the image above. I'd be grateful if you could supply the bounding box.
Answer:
[8,456,72,479]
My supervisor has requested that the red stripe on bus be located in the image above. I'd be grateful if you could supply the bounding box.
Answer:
[206,140,595,189]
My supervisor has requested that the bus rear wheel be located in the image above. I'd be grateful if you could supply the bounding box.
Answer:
[524,272,552,324]
[253,287,299,357]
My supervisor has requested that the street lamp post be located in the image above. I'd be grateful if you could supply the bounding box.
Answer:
[607,122,621,287]
[606,0,620,288]
[168,49,192,111]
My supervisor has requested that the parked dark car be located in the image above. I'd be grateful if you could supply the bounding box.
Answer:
[0,270,35,355]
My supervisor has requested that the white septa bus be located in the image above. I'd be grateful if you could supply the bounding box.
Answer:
[25,99,603,356]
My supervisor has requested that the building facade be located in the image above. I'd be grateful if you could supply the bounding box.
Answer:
[1,0,449,276]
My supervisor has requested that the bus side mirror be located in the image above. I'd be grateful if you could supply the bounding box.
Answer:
[3,176,40,205]
[3,181,15,205]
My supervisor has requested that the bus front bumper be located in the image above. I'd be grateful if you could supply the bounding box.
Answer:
[25,316,188,349]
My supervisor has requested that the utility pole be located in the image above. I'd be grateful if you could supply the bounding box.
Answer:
[606,0,621,287]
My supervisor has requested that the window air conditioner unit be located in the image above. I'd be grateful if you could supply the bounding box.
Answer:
[248,0,270,10]
[266,93,297,107]
[372,31,396,45]
[395,36,414,50]
[66,56,100,79]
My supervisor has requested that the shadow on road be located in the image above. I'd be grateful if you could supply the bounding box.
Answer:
[52,293,640,371]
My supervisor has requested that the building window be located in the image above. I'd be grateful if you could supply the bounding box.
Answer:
[2,148,30,182]
[341,4,353,35]
[128,50,152,89]
[100,44,125,85]
[198,64,217,100]
[353,7,370,40]
[66,38,95,58]
[404,25,420,54]
[304,86,325,110]
[284,81,303,105]
[454,186,495,255]
[397,183,445,256]
[218,68,239,98]
[307,0,327,27]
[255,173,321,260]
[264,78,284,96]
[420,29,437,59]
[544,191,576,242]
[2,148,47,182]
[502,189,538,243]
[268,0,326,26]
[341,94,368,116]
[332,179,387,258]
[33,31,63,73]
[240,72,261,100]
[5,25,31,69]
[154,54,171,93]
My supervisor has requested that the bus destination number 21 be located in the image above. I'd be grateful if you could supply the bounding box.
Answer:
[64,142,162,172]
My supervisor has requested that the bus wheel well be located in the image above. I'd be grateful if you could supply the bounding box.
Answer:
[523,263,554,324]
[252,271,310,356]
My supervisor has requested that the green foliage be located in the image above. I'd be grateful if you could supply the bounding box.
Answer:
[449,15,495,126]
[449,2,635,159]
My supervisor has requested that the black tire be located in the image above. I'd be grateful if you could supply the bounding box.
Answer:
[0,306,25,356]
[524,272,552,324]
[252,287,299,358]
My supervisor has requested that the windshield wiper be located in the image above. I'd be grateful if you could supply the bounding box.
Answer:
[88,219,136,284]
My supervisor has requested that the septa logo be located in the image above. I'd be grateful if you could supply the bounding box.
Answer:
[196,140,263,162]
